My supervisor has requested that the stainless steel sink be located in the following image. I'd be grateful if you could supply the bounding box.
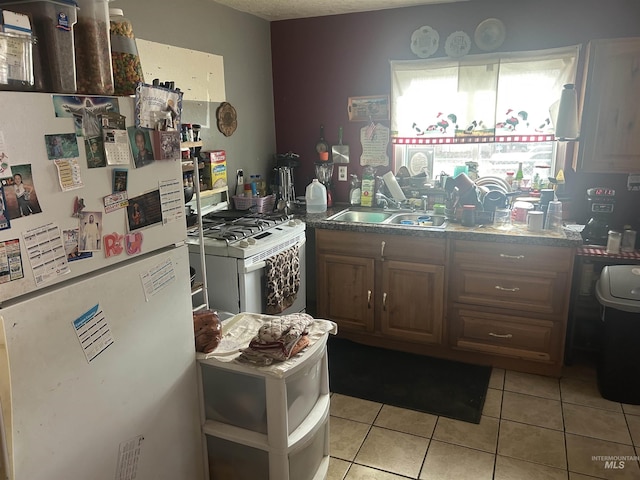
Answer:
[326,209,394,223]
[384,213,447,228]
[385,213,426,224]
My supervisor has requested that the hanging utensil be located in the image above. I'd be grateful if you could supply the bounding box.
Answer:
[331,126,350,164]
[315,124,330,158]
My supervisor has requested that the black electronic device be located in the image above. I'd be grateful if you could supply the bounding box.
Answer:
[581,187,616,245]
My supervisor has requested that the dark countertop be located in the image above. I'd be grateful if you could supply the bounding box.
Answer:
[302,206,583,248]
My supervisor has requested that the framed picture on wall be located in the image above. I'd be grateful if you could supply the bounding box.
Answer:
[348,95,390,122]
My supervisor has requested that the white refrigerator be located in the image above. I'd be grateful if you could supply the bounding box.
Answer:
[0,92,204,480]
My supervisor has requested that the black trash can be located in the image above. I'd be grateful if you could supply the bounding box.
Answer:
[595,265,640,404]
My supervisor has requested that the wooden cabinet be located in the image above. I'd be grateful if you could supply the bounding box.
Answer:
[313,226,578,376]
[380,260,444,344]
[316,229,445,347]
[449,240,575,376]
[576,37,640,173]
[317,252,375,333]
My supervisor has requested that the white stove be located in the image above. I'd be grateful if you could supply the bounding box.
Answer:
[187,210,307,314]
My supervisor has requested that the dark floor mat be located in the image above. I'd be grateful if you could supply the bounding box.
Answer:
[327,337,492,424]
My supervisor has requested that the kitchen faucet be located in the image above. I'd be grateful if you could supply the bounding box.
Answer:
[375,192,411,210]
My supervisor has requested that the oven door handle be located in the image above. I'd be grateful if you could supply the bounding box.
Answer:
[243,237,307,274]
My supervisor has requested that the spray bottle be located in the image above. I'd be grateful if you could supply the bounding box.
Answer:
[235,169,244,196]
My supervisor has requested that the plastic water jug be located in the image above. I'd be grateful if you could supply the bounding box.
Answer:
[305,179,327,213]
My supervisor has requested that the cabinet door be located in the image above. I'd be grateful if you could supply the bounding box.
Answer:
[317,252,375,333]
[577,37,640,172]
[380,260,444,345]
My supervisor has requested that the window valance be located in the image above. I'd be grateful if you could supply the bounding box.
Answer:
[390,45,580,144]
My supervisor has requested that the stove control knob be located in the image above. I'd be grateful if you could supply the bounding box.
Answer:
[288,220,297,227]
[239,240,249,248]
[247,237,257,245]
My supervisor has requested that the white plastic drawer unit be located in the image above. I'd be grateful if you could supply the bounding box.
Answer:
[200,337,327,435]
[205,415,329,480]
[198,331,332,480]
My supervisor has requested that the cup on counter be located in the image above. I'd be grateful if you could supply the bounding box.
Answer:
[544,200,563,232]
[494,208,512,230]
[512,201,534,223]
[526,210,544,232]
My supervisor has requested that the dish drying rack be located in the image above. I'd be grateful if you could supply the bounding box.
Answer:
[232,194,275,213]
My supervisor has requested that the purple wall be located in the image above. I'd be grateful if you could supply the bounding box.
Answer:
[271,0,640,228]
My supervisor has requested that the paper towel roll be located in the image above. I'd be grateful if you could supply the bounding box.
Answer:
[382,171,407,202]
[555,84,579,139]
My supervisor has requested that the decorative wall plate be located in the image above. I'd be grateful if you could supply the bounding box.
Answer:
[445,31,471,58]
[410,26,439,59]
[474,18,506,52]
[216,102,237,137]
[409,152,429,176]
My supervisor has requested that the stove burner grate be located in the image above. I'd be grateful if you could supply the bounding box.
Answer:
[192,210,292,243]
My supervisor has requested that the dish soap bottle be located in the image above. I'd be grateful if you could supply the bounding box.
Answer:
[360,166,375,207]
[349,174,361,205]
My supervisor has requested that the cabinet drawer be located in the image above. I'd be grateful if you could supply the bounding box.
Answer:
[452,240,573,273]
[382,235,445,264]
[450,306,560,362]
[316,229,379,257]
[317,229,445,264]
[450,266,569,316]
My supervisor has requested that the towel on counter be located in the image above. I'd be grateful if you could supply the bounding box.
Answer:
[237,312,315,366]
[265,244,300,315]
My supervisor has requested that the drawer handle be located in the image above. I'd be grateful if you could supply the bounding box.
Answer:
[380,240,386,260]
[489,332,513,339]
[382,292,387,311]
[495,285,520,292]
[367,290,372,309]
[499,254,525,260]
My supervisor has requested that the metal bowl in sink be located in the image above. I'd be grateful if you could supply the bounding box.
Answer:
[327,209,394,223]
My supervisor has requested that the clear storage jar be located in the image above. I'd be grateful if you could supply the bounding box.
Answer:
[74,0,113,95]
[0,31,34,90]
[109,8,143,96]
[1,0,78,92]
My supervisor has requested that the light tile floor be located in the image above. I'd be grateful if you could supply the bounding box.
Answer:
[327,357,640,480]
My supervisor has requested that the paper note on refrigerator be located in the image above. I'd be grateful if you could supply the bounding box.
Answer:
[140,257,176,301]
[159,178,183,224]
[116,435,144,480]
[54,158,84,191]
[22,223,70,286]
[0,131,12,177]
[72,303,114,363]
